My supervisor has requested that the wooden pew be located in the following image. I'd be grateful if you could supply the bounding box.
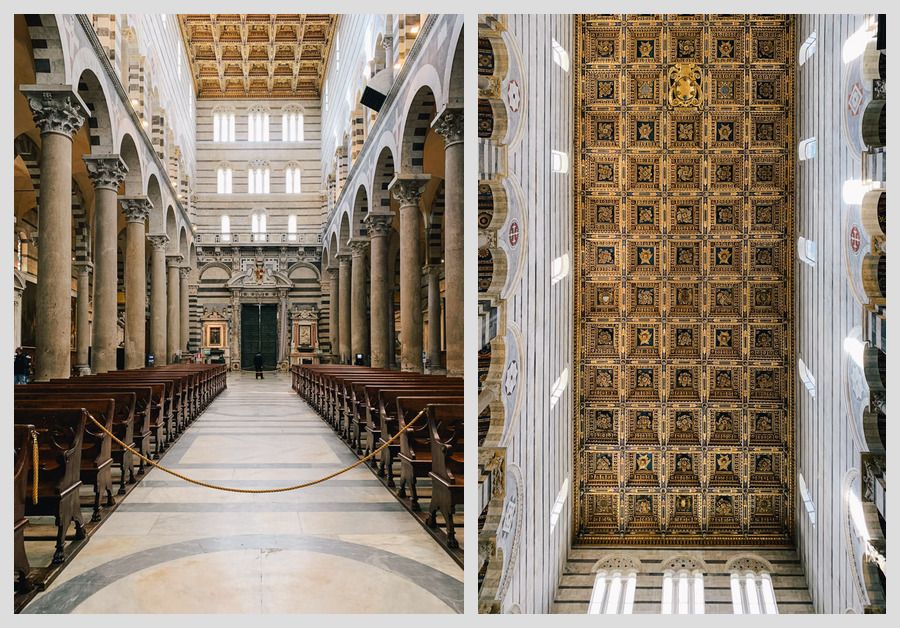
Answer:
[376,383,463,484]
[17,389,138,494]
[396,397,464,511]
[13,409,87,564]
[14,425,33,592]
[16,399,115,523]
[427,403,464,549]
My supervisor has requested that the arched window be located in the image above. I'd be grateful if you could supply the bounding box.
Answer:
[797,236,817,267]
[798,358,816,396]
[552,38,570,72]
[250,209,267,241]
[220,215,231,242]
[248,161,271,194]
[799,32,817,66]
[727,557,779,614]
[587,557,639,614]
[661,557,705,614]
[551,150,569,173]
[282,108,304,142]
[216,164,233,193]
[287,214,298,241]
[247,106,270,142]
[285,163,302,193]
[213,109,235,142]
[798,137,817,161]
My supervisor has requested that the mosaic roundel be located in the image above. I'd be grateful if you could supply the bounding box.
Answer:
[574,14,795,546]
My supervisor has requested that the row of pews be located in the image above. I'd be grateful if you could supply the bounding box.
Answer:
[13,364,227,598]
[291,365,464,560]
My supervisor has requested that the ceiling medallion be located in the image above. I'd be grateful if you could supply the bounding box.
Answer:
[668,63,702,109]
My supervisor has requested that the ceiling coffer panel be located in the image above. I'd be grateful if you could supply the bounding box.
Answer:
[178,14,336,99]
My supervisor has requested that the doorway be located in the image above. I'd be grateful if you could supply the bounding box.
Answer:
[240,303,277,370]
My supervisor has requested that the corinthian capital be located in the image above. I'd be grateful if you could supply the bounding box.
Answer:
[84,155,129,191]
[147,234,170,251]
[179,266,192,279]
[20,85,88,138]
[364,212,394,237]
[166,254,184,268]
[389,174,431,206]
[120,196,153,223]
[432,107,464,145]
[349,239,369,257]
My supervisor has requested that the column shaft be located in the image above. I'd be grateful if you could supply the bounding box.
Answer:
[399,203,423,372]
[328,269,340,361]
[179,268,190,353]
[148,236,169,365]
[75,264,92,373]
[427,265,442,370]
[367,215,392,368]
[338,254,352,363]
[350,242,370,360]
[122,199,151,369]
[434,108,464,376]
[166,256,182,362]
[92,185,119,372]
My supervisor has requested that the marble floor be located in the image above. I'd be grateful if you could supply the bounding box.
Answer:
[23,372,463,614]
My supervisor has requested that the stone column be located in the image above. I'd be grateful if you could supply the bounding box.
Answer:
[433,107,464,376]
[425,263,443,371]
[74,262,93,375]
[349,239,370,362]
[365,213,393,368]
[13,271,25,350]
[166,254,183,362]
[147,235,169,365]
[278,290,289,367]
[121,197,152,369]
[21,86,87,380]
[84,154,129,373]
[327,268,340,361]
[75,261,94,375]
[337,251,352,363]
[179,266,190,353]
[389,174,430,372]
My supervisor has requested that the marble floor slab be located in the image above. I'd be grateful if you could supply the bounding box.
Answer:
[23,372,463,614]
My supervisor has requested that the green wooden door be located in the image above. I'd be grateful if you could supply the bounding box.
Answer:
[241,303,278,370]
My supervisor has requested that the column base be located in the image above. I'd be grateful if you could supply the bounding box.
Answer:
[75,364,92,376]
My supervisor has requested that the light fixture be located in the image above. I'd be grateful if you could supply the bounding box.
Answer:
[842,179,879,205]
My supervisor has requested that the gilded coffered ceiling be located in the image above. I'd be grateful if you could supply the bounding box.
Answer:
[574,14,795,546]
[178,14,336,99]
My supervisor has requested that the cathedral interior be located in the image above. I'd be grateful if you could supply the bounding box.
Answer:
[477,13,887,614]
[13,13,464,613]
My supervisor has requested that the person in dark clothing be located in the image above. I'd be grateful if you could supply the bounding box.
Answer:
[254,352,264,379]
[14,347,30,385]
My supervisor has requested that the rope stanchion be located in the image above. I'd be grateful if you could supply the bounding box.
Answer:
[85,408,428,494]
[30,429,39,505]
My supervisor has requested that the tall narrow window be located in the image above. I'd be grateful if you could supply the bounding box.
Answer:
[660,559,705,614]
[285,163,302,193]
[220,215,231,242]
[799,32,817,65]
[798,137,817,161]
[587,558,639,614]
[799,473,817,525]
[216,165,232,194]
[728,558,779,615]
[248,163,271,194]
[551,253,570,284]
[551,38,570,72]
[798,358,816,397]
[282,109,304,142]
[250,210,267,242]
[797,236,817,267]
[247,108,270,142]
[213,111,235,142]
[549,477,569,534]
[287,214,298,241]
[551,150,569,173]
